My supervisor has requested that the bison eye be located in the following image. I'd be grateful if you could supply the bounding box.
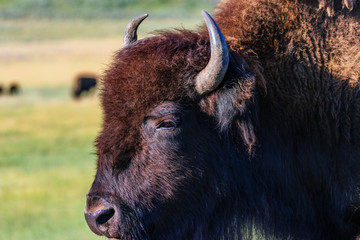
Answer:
[156,119,177,130]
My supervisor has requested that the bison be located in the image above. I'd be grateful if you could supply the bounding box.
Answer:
[72,73,97,99]
[84,0,360,239]
[8,82,20,95]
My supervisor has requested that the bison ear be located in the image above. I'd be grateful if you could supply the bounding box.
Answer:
[200,51,258,153]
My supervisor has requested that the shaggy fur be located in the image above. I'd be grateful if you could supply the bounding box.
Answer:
[86,0,360,239]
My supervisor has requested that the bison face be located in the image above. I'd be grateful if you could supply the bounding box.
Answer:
[86,101,246,239]
[85,11,258,240]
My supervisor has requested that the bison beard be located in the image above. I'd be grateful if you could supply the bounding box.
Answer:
[84,0,360,239]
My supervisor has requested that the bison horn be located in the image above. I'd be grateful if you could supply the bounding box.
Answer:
[122,13,148,48]
[195,10,229,95]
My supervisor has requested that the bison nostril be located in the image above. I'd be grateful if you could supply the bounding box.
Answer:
[96,208,115,225]
[85,207,116,236]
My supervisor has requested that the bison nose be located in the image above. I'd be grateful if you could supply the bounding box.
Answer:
[84,207,115,235]
[84,196,117,237]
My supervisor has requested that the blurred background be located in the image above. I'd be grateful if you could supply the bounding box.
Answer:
[0,0,219,239]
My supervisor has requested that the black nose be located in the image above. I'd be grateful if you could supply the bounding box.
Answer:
[84,207,115,235]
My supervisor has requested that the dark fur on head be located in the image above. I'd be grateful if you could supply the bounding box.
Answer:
[87,0,360,239]
[92,28,260,239]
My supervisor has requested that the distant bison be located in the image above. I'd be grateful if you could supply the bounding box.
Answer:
[0,84,3,95]
[84,0,360,239]
[9,82,20,95]
[73,74,97,99]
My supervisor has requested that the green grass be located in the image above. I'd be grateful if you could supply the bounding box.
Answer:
[0,0,217,19]
[0,18,206,42]
[0,0,217,43]
[0,90,101,239]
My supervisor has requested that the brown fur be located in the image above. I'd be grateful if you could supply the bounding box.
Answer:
[97,31,205,163]
[214,0,360,144]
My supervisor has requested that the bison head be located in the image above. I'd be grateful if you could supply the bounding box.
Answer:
[84,11,260,240]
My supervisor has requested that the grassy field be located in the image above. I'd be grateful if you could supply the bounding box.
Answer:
[0,0,217,19]
[0,18,205,87]
[0,97,101,239]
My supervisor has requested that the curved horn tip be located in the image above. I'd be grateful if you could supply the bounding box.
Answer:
[134,13,149,21]
[195,10,229,95]
[201,10,210,19]
[122,13,149,48]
